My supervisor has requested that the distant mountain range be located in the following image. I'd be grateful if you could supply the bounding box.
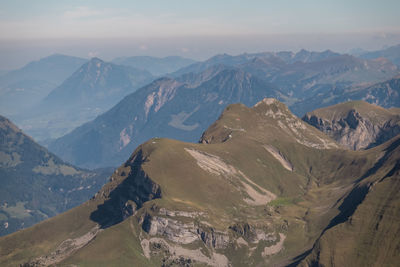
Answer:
[0,54,87,115]
[13,58,155,141]
[49,66,281,168]
[0,115,111,236]
[292,75,400,115]
[2,98,399,266]
[1,46,399,167]
[360,44,400,67]
[112,55,196,76]
[48,48,400,168]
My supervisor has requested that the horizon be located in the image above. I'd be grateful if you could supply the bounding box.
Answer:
[1,0,400,70]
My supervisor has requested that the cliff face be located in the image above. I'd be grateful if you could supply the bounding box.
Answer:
[303,101,400,150]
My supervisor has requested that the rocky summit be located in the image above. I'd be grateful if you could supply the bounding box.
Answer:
[303,100,400,150]
[1,98,399,266]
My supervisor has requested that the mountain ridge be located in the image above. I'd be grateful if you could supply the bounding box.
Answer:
[0,115,111,236]
[1,98,399,266]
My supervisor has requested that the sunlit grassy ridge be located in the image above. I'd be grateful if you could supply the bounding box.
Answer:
[0,99,399,266]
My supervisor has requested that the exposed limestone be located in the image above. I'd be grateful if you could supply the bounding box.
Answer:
[184,148,237,177]
[158,208,205,218]
[258,99,338,149]
[303,108,400,150]
[142,214,229,249]
[238,170,276,205]
[262,233,286,256]
[197,227,230,249]
[264,145,293,171]
[142,237,229,267]
[229,222,276,244]
[255,98,278,106]
[144,79,181,118]
[119,126,133,150]
[144,216,199,244]
[236,237,248,247]
[24,226,100,266]
[185,148,276,205]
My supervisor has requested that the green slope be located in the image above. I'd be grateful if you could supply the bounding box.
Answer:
[0,99,399,266]
[0,115,111,237]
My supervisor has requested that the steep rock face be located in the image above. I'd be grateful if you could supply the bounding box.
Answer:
[90,148,162,228]
[303,101,400,150]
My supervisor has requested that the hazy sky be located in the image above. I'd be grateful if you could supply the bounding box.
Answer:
[1,0,400,69]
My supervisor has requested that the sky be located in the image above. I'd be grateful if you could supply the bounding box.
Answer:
[1,0,400,69]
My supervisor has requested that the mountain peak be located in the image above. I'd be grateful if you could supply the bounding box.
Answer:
[303,101,400,150]
[200,98,338,149]
[254,97,281,108]
[87,57,105,67]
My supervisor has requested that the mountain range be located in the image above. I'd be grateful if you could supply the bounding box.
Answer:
[0,115,111,236]
[360,44,400,67]
[48,48,400,168]
[1,98,398,266]
[13,58,155,141]
[112,55,196,76]
[0,54,87,116]
[49,66,281,168]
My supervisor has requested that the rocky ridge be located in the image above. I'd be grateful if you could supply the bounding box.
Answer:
[303,100,400,150]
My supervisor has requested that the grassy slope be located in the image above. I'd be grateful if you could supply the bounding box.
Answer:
[300,137,400,266]
[305,100,400,124]
[0,99,398,266]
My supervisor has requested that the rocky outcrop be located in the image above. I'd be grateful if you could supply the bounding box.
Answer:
[303,102,400,150]
[141,213,230,249]
[90,149,162,228]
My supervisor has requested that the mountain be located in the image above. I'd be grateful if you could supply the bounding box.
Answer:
[0,54,87,115]
[360,44,400,67]
[176,52,398,106]
[0,115,111,236]
[112,56,196,76]
[303,101,400,150]
[14,57,155,141]
[48,52,400,168]
[42,57,153,109]
[242,54,399,99]
[300,135,400,266]
[280,49,340,64]
[1,99,399,266]
[49,67,282,168]
[173,49,341,77]
[292,75,400,116]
